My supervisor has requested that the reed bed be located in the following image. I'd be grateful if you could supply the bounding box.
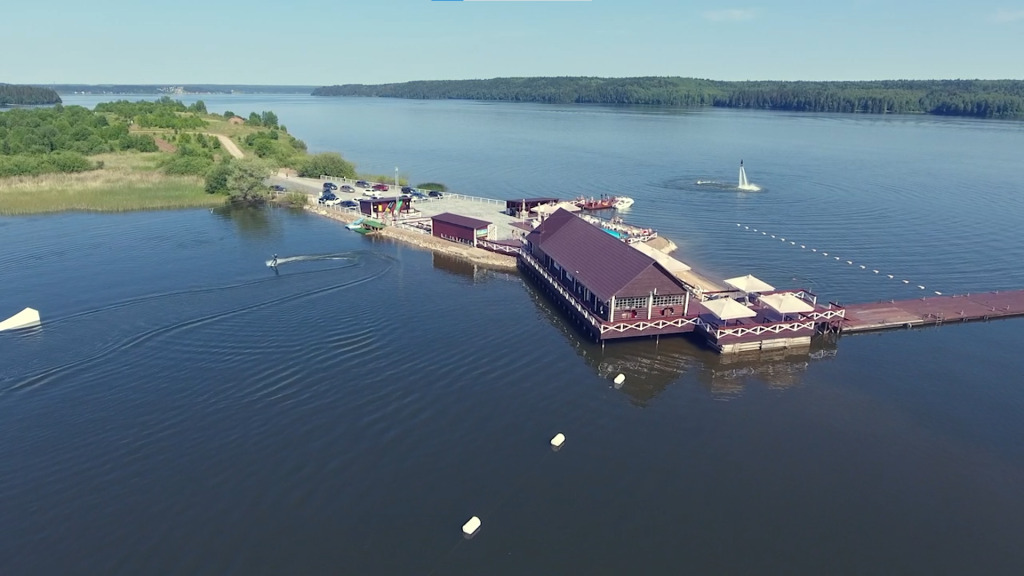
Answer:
[0,153,226,215]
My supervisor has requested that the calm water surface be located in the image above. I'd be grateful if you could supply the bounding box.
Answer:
[2,96,1024,574]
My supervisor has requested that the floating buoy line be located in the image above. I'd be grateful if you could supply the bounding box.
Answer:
[735,223,943,295]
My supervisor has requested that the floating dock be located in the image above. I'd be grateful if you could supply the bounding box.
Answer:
[842,290,1024,332]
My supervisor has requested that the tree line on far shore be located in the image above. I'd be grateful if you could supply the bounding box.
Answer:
[312,77,1024,120]
[0,84,62,107]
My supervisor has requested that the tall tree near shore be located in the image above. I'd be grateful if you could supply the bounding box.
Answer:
[226,157,274,205]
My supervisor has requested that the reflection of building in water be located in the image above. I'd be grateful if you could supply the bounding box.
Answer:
[432,252,483,281]
[524,280,839,403]
[698,346,830,397]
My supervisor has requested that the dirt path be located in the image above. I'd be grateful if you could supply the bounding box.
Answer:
[212,134,244,159]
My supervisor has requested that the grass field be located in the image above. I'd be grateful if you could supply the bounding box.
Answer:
[0,152,226,215]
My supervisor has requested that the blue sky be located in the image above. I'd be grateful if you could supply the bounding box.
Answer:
[7,0,1023,84]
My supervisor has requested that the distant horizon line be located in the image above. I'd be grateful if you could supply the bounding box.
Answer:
[14,75,1024,87]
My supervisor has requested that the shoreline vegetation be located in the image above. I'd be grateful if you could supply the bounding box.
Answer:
[0,97,410,215]
[0,84,61,107]
[312,77,1024,120]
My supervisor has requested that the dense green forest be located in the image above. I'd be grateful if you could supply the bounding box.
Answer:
[312,77,1024,119]
[49,84,317,95]
[0,104,159,177]
[0,84,62,106]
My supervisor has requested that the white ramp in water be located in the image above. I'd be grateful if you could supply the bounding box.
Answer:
[0,307,41,332]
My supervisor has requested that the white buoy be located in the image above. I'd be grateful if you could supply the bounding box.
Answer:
[462,516,481,537]
[0,307,40,332]
[550,433,566,448]
[613,373,626,386]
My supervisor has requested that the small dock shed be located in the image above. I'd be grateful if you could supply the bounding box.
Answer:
[432,213,492,247]
[359,196,412,217]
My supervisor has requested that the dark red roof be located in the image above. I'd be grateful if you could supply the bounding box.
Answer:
[526,209,688,302]
[432,212,491,229]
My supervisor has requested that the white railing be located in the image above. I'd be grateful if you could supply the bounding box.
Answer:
[477,239,523,255]
[704,319,816,340]
[446,193,505,206]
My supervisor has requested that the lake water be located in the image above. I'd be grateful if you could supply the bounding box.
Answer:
[3,95,1024,574]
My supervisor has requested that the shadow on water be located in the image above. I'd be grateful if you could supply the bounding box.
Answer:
[523,278,839,404]
[212,204,277,238]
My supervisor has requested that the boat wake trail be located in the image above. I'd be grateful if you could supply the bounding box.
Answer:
[267,253,351,267]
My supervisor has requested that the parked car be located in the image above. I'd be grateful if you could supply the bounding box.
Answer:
[340,200,359,208]
[401,186,416,194]
[362,190,382,199]
[269,184,287,192]
[355,180,370,188]
[410,191,428,200]
[318,192,338,205]
[322,182,338,191]
[372,183,390,192]
[340,185,355,193]
[428,190,444,198]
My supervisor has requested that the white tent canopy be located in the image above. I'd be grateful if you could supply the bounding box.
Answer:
[759,292,814,315]
[532,201,580,215]
[701,298,757,321]
[724,274,774,293]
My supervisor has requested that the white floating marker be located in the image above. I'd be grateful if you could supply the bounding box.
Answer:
[736,223,741,226]
[935,291,942,295]
[888,275,894,279]
[771,235,775,238]
[790,241,796,245]
[822,252,828,256]
[873,270,879,273]
[846,260,853,264]
[463,516,481,537]
[860,265,866,269]
[834,257,840,260]
[780,237,785,241]
[801,245,805,248]
[918,285,926,290]
[613,373,626,386]
[550,433,566,448]
[812,249,817,252]
[903,280,909,284]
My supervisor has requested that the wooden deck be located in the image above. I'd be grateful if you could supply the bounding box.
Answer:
[843,290,1024,333]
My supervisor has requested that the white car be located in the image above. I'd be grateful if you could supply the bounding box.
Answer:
[362,190,382,199]
[323,196,342,206]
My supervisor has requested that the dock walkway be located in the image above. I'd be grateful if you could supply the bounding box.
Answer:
[842,290,1024,332]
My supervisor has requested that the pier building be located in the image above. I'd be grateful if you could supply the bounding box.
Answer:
[431,213,493,247]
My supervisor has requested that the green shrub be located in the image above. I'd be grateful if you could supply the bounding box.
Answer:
[204,160,233,194]
[298,152,355,179]
[416,182,448,191]
[164,155,214,176]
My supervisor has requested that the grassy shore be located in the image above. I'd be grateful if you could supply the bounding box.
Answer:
[0,153,225,215]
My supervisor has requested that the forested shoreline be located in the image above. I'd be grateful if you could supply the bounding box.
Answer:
[312,77,1024,120]
[0,84,62,106]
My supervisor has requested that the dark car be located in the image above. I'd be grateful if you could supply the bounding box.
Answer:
[428,190,444,198]
[355,180,370,188]
[340,185,355,193]
[318,192,338,205]
[322,182,338,191]
[269,184,287,192]
[410,191,428,200]
[401,186,416,194]
[340,200,359,208]
[372,183,390,192]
